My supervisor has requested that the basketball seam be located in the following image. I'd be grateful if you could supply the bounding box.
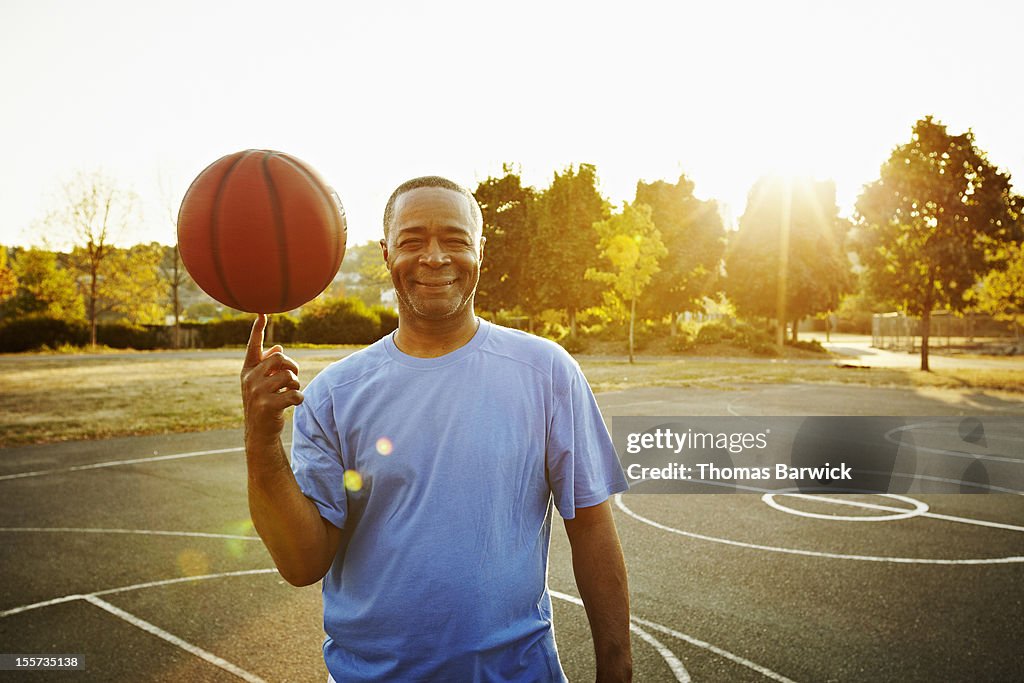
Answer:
[262,152,292,312]
[209,151,252,311]
[273,153,345,295]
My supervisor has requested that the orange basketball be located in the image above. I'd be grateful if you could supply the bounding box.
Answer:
[177,149,347,314]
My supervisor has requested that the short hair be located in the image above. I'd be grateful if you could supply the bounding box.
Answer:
[382,176,483,238]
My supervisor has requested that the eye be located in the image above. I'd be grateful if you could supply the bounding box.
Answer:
[398,238,423,248]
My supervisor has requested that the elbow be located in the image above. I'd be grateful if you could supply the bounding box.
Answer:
[278,565,328,587]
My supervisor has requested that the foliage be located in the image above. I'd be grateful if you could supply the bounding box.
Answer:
[190,315,257,348]
[45,171,141,345]
[3,248,85,322]
[69,242,168,326]
[0,247,17,304]
[474,167,540,313]
[296,296,388,344]
[0,315,89,352]
[635,174,726,316]
[693,319,778,356]
[334,240,393,307]
[532,164,610,332]
[970,240,1024,324]
[586,202,667,361]
[855,116,1021,369]
[96,323,163,350]
[725,176,853,333]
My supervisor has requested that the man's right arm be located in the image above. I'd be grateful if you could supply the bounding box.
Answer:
[242,314,342,587]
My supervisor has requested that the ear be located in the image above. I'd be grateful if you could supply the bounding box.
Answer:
[379,238,391,271]
[478,235,486,261]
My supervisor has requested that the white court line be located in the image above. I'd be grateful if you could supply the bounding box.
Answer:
[0,446,245,481]
[771,493,1024,532]
[1,565,701,683]
[0,569,278,618]
[629,615,800,683]
[83,595,266,683]
[551,590,690,683]
[615,494,1024,565]
[885,422,1024,464]
[0,527,261,541]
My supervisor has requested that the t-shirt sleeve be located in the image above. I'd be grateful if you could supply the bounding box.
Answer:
[291,391,348,530]
[546,361,629,519]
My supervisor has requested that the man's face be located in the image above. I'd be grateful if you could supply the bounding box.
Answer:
[380,187,484,322]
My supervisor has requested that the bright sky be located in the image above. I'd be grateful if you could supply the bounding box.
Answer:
[1,0,1021,249]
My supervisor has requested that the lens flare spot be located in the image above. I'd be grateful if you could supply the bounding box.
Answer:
[177,549,209,577]
[375,437,394,456]
[344,469,363,491]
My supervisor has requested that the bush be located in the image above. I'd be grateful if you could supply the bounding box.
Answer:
[0,316,88,352]
[786,338,827,353]
[196,316,257,348]
[559,334,589,354]
[96,323,163,350]
[371,305,399,337]
[695,320,737,345]
[297,297,385,344]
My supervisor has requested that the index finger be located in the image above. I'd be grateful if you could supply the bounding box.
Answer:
[244,314,268,369]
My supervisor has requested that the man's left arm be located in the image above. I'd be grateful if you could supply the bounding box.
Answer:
[564,500,633,683]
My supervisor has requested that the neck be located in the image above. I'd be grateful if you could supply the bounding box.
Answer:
[393,307,480,358]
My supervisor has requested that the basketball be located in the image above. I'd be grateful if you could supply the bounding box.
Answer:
[177,149,347,314]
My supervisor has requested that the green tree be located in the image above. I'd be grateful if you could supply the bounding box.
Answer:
[69,243,167,327]
[533,164,610,336]
[473,166,539,314]
[334,240,392,307]
[855,116,1019,370]
[634,174,725,330]
[46,171,140,345]
[0,247,17,307]
[4,248,85,321]
[726,176,852,343]
[586,203,666,363]
[970,240,1024,328]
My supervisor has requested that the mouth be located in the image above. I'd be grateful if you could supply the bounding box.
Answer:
[415,279,457,288]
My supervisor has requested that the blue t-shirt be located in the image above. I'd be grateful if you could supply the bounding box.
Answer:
[291,319,628,682]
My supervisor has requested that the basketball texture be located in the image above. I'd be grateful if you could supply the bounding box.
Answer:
[177,149,347,313]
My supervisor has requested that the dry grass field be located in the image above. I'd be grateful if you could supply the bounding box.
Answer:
[2,346,1023,448]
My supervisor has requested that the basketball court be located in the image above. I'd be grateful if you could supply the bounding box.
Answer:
[1,383,1022,681]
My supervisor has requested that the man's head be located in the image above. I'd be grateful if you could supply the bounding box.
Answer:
[382,176,483,240]
[380,176,485,323]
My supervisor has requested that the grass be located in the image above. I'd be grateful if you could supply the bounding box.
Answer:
[1,347,1022,448]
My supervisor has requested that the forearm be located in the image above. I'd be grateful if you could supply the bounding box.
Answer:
[565,503,633,682]
[246,436,337,586]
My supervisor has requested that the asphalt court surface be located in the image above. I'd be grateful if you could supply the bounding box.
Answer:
[1,383,1022,681]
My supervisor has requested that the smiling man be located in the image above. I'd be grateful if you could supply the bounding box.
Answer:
[241,176,632,682]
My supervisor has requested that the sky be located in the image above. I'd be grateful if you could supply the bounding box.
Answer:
[1,0,1021,250]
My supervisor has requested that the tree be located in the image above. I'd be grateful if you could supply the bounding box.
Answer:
[46,171,140,345]
[473,166,540,315]
[586,203,666,362]
[159,245,190,347]
[532,164,610,335]
[3,248,85,322]
[855,116,1019,370]
[0,247,17,308]
[725,176,852,344]
[68,243,167,327]
[334,240,393,307]
[970,240,1024,329]
[634,174,725,330]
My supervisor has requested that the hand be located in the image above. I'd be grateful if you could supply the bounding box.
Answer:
[241,314,303,447]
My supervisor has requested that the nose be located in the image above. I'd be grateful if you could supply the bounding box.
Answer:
[419,238,451,267]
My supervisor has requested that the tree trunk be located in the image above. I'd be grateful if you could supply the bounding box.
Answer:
[669,312,677,337]
[568,307,577,338]
[628,297,636,364]
[89,264,98,348]
[920,308,931,372]
[791,318,799,342]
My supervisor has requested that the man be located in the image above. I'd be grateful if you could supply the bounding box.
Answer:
[241,176,632,681]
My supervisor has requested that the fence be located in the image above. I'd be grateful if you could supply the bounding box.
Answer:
[872,311,1021,353]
